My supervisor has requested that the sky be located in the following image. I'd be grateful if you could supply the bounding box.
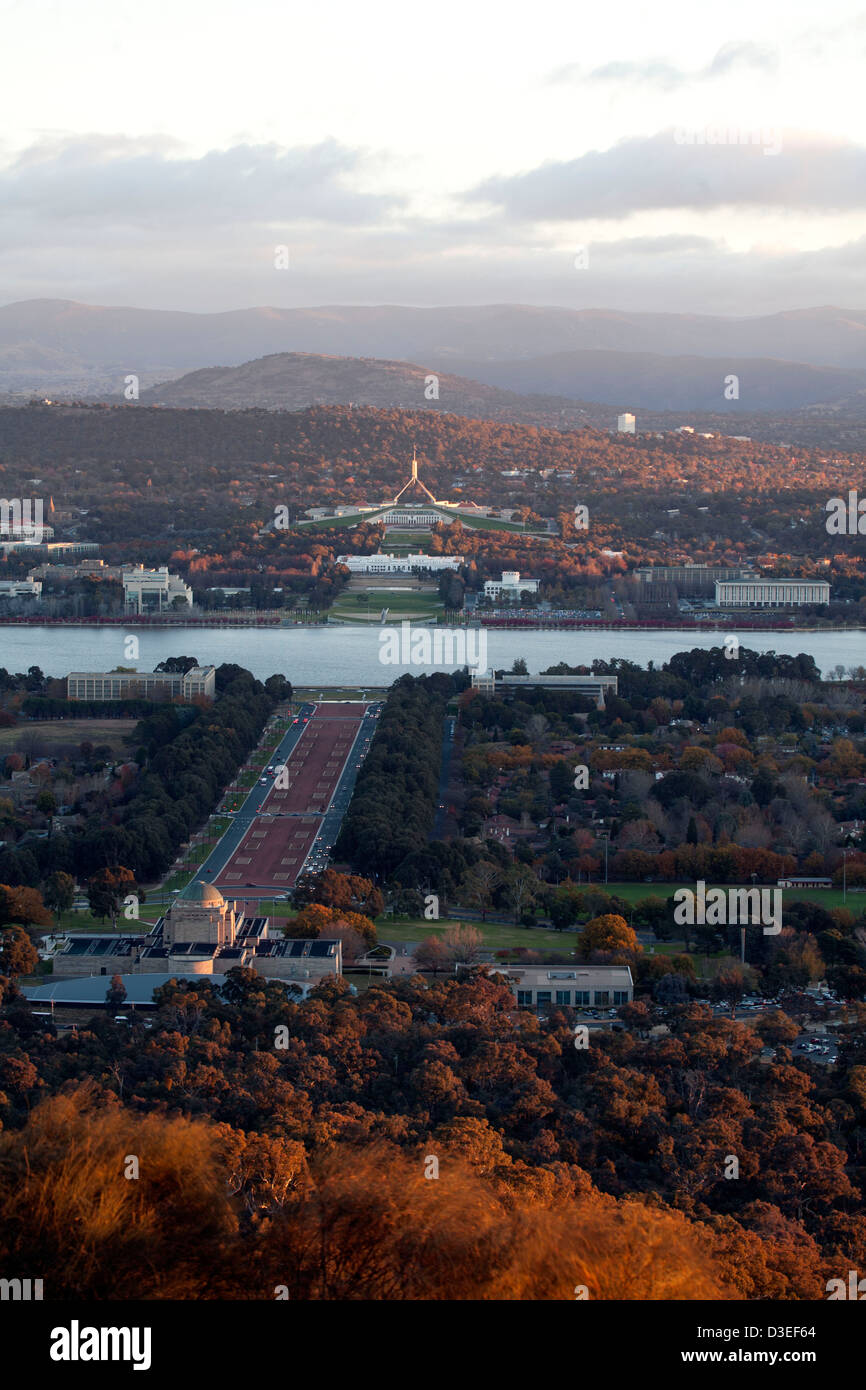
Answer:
[1,0,866,315]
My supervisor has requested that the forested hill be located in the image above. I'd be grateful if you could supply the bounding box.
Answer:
[138,351,587,422]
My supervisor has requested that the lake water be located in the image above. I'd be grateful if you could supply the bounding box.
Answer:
[1,625,863,684]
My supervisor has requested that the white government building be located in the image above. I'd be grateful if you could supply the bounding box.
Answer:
[0,578,42,597]
[122,566,193,612]
[483,570,539,600]
[336,552,463,574]
[715,579,830,607]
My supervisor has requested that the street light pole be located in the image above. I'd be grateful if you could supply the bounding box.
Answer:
[597,829,609,886]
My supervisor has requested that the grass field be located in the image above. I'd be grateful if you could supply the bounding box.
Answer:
[295,509,389,530]
[434,509,546,534]
[0,718,137,752]
[382,531,432,552]
[328,590,444,622]
[374,917,580,951]
[596,881,859,912]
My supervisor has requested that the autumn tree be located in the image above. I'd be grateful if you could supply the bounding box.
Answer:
[0,924,39,980]
[578,914,641,959]
[86,866,137,928]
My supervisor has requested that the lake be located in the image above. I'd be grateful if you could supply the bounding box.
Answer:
[1,625,863,684]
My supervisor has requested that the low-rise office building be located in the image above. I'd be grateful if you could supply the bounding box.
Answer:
[28,559,120,583]
[471,671,618,708]
[67,665,216,702]
[715,579,830,607]
[491,964,634,1009]
[635,563,755,594]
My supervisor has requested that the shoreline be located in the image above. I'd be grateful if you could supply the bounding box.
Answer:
[0,617,860,634]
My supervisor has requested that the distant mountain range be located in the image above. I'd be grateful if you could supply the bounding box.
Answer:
[446,350,866,413]
[2,298,866,413]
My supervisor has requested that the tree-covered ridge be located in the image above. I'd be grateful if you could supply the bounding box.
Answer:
[1,968,865,1298]
[0,664,278,888]
[336,673,454,877]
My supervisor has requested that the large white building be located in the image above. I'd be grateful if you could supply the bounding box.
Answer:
[617,413,636,434]
[336,552,463,574]
[122,566,193,612]
[0,579,42,598]
[715,579,830,607]
[483,570,539,600]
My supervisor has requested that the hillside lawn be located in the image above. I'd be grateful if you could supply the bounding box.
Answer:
[294,509,389,530]
[0,718,138,752]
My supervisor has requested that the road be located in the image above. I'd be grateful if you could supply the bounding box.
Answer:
[182,701,382,900]
[431,715,457,839]
[180,702,317,896]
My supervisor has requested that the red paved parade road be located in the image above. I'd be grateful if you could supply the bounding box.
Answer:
[214,703,369,892]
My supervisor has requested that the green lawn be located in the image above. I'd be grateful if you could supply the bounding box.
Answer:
[376,917,580,951]
[597,881,859,913]
[295,509,390,530]
[328,590,444,622]
[50,907,146,935]
[434,509,546,534]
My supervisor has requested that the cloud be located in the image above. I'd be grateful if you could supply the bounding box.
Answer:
[0,135,400,239]
[1,131,866,317]
[466,131,866,220]
[550,41,778,91]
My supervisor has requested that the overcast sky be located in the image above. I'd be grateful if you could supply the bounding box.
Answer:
[2,0,866,314]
